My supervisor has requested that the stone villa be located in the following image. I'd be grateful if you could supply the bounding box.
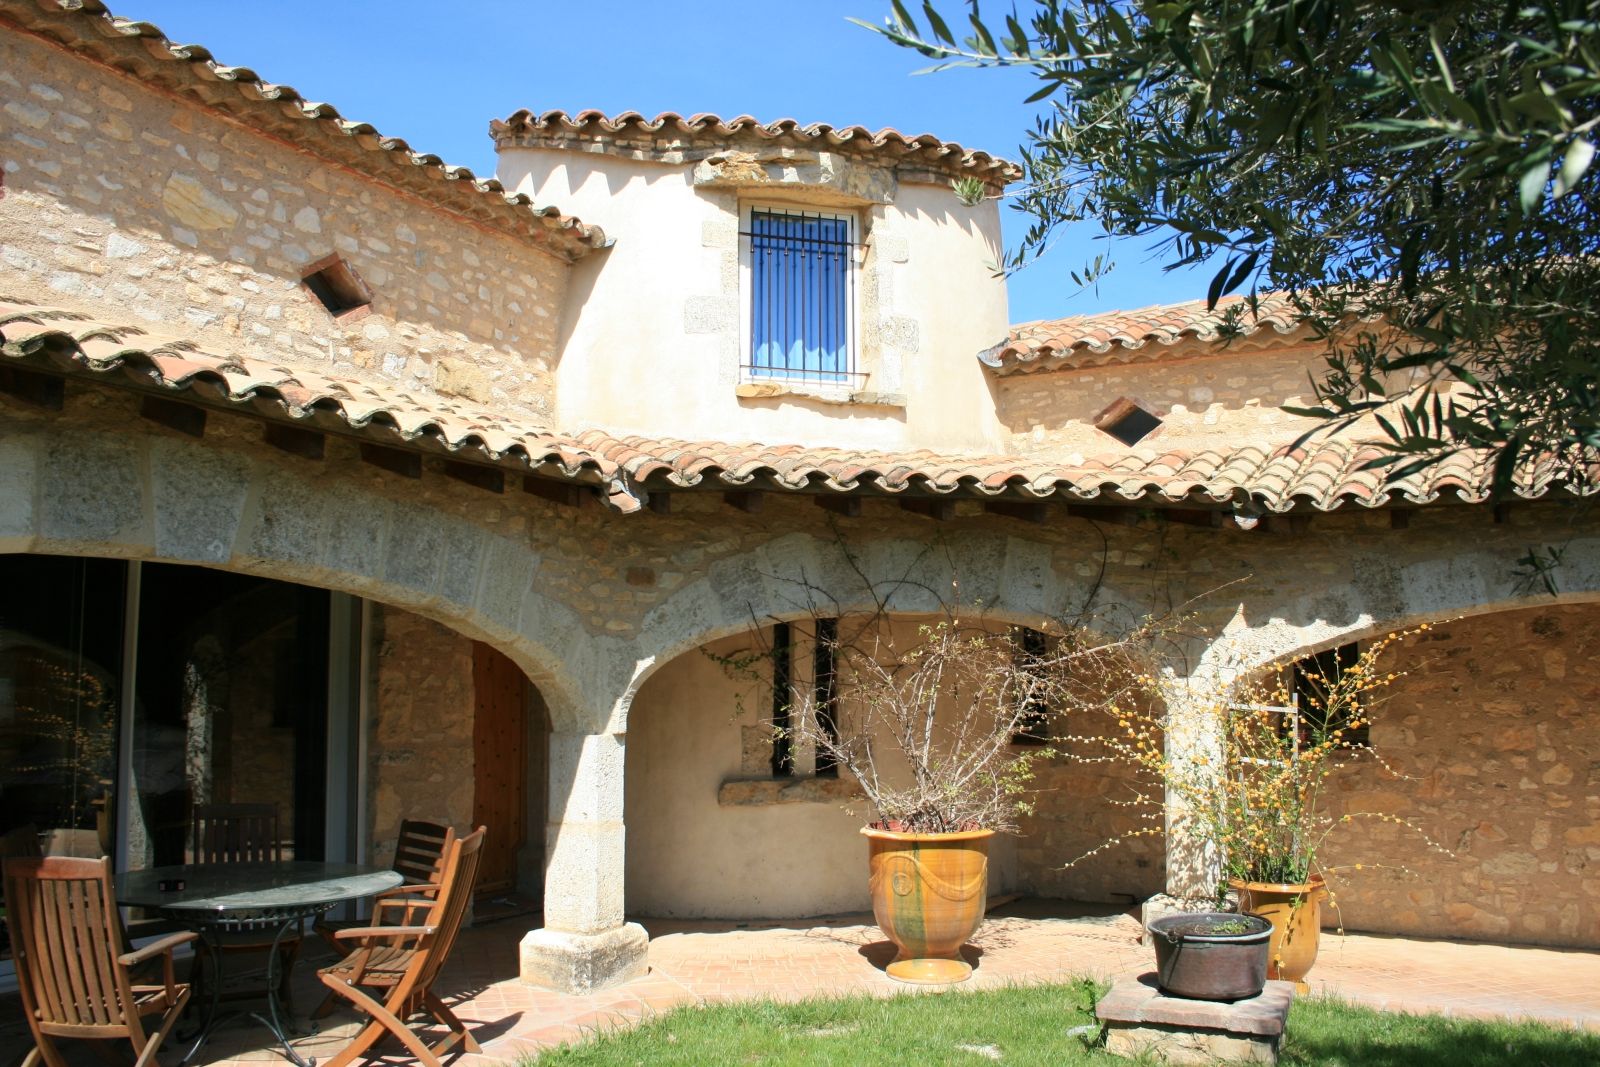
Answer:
[2,0,1597,996]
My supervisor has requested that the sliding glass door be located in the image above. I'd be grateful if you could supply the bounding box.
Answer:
[123,564,331,870]
[0,555,127,859]
[0,554,363,969]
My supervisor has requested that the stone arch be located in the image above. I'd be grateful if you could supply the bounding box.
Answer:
[617,528,1153,733]
[1195,536,1600,679]
[0,422,599,727]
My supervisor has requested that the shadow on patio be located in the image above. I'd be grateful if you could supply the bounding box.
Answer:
[5,899,1600,1065]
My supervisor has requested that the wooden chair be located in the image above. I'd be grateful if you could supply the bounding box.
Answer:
[314,819,456,960]
[191,802,281,864]
[3,856,195,1067]
[317,826,486,1067]
[189,802,300,1006]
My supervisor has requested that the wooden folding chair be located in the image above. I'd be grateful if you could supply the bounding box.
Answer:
[189,802,300,1006]
[317,826,486,1067]
[191,802,281,864]
[314,819,456,960]
[3,856,195,1067]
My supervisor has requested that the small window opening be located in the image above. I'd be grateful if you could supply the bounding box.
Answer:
[1011,627,1052,745]
[301,255,371,317]
[813,618,840,777]
[770,622,794,777]
[1290,642,1368,748]
[1096,398,1163,446]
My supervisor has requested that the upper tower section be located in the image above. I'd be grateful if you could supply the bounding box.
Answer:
[493,110,1019,453]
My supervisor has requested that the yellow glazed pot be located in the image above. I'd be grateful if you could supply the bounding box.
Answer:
[863,825,992,985]
[1231,875,1327,993]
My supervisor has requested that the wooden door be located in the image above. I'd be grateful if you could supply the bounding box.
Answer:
[471,643,526,895]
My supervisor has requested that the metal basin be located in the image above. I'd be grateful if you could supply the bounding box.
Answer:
[1147,911,1272,1001]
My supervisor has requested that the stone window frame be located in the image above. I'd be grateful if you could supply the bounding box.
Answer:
[720,620,853,806]
[1094,396,1164,447]
[299,253,373,324]
[737,201,862,400]
[1287,641,1371,749]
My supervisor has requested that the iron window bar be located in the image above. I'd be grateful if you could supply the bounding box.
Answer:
[744,208,856,385]
[1229,696,1301,768]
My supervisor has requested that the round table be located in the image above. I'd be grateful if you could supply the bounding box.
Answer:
[116,861,403,1066]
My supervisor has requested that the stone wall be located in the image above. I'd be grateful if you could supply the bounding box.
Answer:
[368,603,476,869]
[993,338,1332,456]
[1018,724,1167,904]
[0,28,568,418]
[1318,604,1600,947]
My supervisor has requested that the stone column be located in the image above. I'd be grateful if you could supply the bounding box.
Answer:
[519,729,649,993]
[1161,677,1225,902]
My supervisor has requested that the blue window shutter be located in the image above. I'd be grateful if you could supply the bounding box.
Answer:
[749,210,850,382]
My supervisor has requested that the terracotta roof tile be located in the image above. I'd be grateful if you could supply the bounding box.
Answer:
[4,1,607,260]
[2,301,1585,517]
[985,294,1307,374]
[491,109,1021,186]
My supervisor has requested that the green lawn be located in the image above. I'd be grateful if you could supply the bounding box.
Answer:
[524,982,1600,1066]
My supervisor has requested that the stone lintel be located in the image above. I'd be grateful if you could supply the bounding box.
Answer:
[519,923,650,994]
[717,775,864,807]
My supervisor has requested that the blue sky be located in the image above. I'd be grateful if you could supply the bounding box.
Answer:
[124,0,1209,324]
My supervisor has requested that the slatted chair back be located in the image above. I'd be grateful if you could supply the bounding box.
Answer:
[192,802,281,864]
[315,827,487,1067]
[415,825,485,993]
[4,856,142,1036]
[4,855,194,1067]
[392,819,454,887]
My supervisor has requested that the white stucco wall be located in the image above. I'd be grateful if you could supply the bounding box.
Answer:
[497,146,1009,453]
[624,624,1020,920]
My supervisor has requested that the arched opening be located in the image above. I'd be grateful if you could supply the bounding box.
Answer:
[622,611,1160,921]
[1303,602,1600,947]
[0,550,556,971]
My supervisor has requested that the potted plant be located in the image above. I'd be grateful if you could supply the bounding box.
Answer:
[770,609,1163,985]
[1093,625,1447,992]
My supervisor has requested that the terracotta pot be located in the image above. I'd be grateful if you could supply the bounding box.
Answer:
[1230,874,1327,993]
[862,825,992,984]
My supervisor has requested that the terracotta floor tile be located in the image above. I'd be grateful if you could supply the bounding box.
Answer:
[6,900,1600,1065]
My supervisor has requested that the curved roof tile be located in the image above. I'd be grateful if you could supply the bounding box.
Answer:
[491,108,1021,185]
[985,294,1307,374]
[5,1,607,260]
[1,302,1582,517]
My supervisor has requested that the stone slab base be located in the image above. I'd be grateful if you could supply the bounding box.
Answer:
[520,923,649,994]
[1097,975,1293,1065]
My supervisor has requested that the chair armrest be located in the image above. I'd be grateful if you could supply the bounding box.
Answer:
[119,930,198,967]
[373,888,438,907]
[377,881,440,896]
[332,923,438,941]
[372,896,437,925]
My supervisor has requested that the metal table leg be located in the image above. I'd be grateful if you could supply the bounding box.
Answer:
[252,913,315,1067]
[176,928,226,1067]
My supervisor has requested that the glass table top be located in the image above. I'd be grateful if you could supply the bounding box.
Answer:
[115,861,402,914]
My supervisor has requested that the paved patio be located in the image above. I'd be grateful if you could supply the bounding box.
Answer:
[5,899,1600,1065]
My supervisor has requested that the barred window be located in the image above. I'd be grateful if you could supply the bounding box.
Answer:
[745,208,854,383]
[1291,642,1368,747]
